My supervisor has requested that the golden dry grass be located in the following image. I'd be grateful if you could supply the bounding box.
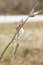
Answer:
[0,22,43,65]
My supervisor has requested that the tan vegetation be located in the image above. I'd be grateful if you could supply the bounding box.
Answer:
[0,0,43,14]
[0,22,43,65]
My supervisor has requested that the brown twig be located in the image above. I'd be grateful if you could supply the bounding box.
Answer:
[0,3,42,60]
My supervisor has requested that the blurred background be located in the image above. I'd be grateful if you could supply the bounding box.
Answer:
[0,0,43,15]
[0,0,43,65]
